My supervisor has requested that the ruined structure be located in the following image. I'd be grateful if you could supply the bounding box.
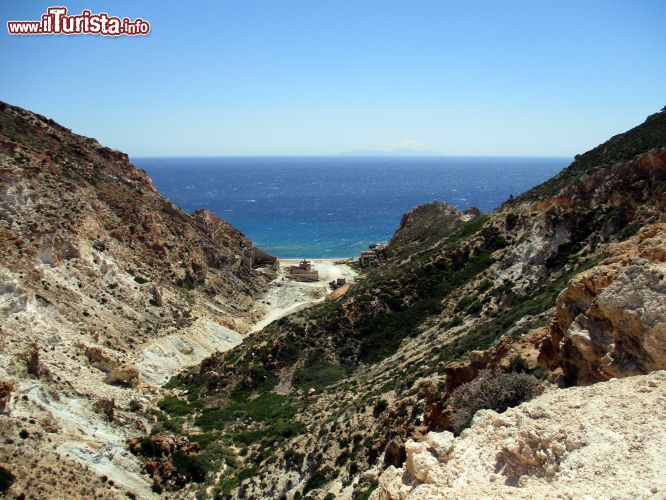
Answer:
[329,277,347,290]
[288,260,319,282]
[250,247,280,270]
[359,243,388,268]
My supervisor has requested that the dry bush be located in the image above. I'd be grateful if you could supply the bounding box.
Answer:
[450,369,539,433]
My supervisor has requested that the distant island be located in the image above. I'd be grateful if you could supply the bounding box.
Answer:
[336,148,442,156]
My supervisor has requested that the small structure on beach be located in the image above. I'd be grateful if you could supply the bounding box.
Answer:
[359,243,388,268]
[288,260,319,282]
[329,277,347,290]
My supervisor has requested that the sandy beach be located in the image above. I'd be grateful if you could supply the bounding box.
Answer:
[249,258,357,333]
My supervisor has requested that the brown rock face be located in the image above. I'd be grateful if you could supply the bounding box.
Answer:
[26,343,44,378]
[84,346,139,386]
[538,224,666,385]
[0,100,278,497]
[0,380,13,414]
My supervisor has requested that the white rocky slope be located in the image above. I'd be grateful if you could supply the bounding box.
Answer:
[375,371,666,499]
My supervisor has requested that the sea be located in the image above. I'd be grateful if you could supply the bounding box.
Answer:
[134,156,569,259]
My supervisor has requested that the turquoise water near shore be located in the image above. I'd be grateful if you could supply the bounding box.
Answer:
[135,156,568,258]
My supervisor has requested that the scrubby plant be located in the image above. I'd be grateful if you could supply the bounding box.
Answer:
[372,399,388,417]
[0,466,15,492]
[292,349,347,391]
[508,354,529,373]
[450,370,539,434]
[303,466,337,493]
[171,451,208,482]
[157,395,194,416]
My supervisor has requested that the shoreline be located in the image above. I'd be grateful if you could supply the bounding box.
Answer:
[277,257,355,262]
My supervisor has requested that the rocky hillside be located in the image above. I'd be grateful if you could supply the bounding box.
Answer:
[131,110,665,499]
[0,102,275,498]
[1,103,664,499]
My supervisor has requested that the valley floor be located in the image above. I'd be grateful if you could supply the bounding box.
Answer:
[250,259,357,333]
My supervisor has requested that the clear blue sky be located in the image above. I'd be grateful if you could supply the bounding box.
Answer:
[1,1,664,156]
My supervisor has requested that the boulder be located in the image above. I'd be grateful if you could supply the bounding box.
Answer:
[85,346,139,386]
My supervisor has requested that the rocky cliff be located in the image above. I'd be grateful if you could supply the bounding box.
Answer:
[538,223,666,385]
[0,102,274,498]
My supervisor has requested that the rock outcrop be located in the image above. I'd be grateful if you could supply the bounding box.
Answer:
[389,201,471,254]
[375,371,666,499]
[539,224,666,385]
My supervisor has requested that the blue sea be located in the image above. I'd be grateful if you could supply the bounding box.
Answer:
[134,157,569,258]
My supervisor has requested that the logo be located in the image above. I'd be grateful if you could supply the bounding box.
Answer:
[7,7,151,36]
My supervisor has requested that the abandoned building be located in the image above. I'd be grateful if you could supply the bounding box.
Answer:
[242,245,280,271]
[359,243,388,268]
[329,277,347,290]
[288,260,319,282]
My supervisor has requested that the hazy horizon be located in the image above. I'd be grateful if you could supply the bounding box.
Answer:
[130,153,573,159]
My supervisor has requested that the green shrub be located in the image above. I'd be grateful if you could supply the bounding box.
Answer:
[455,295,475,312]
[508,354,529,373]
[617,223,639,241]
[335,450,350,466]
[441,315,463,329]
[284,449,305,469]
[196,406,243,431]
[293,349,347,391]
[372,399,388,417]
[450,370,539,434]
[195,391,298,432]
[304,466,337,493]
[245,392,298,422]
[224,420,305,447]
[171,451,208,482]
[237,466,258,481]
[0,466,15,492]
[465,300,482,315]
[355,480,378,500]
[505,213,519,230]
[157,396,193,416]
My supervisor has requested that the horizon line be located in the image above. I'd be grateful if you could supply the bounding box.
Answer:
[131,153,573,159]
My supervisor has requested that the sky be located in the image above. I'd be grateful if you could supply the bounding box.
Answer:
[0,0,665,157]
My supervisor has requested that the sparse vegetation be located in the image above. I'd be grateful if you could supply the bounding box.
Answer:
[304,466,337,493]
[0,466,15,492]
[158,395,198,416]
[450,370,539,433]
[293,349,348,391]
